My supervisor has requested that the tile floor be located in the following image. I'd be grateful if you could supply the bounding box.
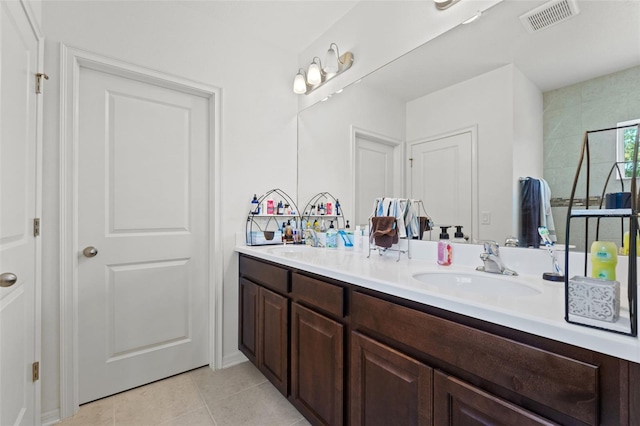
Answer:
[56,362,311,426]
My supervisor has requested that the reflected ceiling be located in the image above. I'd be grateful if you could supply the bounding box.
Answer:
[362,0,640,102]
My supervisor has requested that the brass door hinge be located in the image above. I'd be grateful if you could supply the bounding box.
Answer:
[33,218,40,237]
[35,73,49,94]
[32,361,39,382]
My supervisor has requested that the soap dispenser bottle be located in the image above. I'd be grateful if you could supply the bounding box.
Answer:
[452,225,467,243]
[437,226,452,266]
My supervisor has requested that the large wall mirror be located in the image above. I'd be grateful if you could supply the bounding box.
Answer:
[297,0,640,248]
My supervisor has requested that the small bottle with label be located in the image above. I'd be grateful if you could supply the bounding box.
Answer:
[326,202,333,216]
[591,241,618,280]
[336,199,341,216]
[437,226,452,266]
[277,200,284,215]
[250,194,259,214]
[266,199,274,215]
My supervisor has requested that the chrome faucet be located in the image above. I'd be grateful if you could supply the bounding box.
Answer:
[476,241,517,276]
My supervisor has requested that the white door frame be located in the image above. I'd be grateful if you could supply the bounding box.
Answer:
[407,125,479,242]
[350,126,404,223]
[58,45,222,419]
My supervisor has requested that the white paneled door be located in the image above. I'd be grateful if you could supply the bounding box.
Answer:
[411,130,473,239]
[77,66,210,403]
[0,1,40,425]
[355,135,399,227]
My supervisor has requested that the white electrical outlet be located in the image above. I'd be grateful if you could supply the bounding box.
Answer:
[481,211,491,225]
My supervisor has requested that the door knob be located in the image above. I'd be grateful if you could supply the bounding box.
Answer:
[0,273,18,288]
[83,246,98,258]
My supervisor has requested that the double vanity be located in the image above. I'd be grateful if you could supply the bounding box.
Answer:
[236,242,640,425]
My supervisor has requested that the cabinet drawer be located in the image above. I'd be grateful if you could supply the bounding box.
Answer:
[239,255,289,294]
[352,291,599,425]
[292,273,344,318]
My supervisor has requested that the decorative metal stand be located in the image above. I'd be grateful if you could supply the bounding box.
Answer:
[565,124,639,336]
[246,188,300,246]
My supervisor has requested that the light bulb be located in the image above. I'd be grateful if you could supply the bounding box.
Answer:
[293,71,307,94]
[323,45,339,75]
[307,60,322,85]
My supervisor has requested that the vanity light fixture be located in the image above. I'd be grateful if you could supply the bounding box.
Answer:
[434,0,461,10]
[293,43,354,95]
[307,57,323,85]
[293,68,308,94]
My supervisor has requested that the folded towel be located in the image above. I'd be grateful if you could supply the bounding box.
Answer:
[371,216,398,248]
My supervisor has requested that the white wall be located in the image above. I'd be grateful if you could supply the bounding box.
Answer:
[297,0,502,110]
[40,1,297,417]
[406,64,543,243]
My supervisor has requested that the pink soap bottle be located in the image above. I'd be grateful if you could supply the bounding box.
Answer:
[437,226,452,266]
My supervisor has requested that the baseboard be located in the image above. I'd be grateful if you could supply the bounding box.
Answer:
[41,409,61,426]
[222,350,247,369]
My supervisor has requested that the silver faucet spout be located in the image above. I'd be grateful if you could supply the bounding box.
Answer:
[476,241,518,276]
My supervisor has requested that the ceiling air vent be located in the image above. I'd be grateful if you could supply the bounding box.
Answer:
[519,0,580,33]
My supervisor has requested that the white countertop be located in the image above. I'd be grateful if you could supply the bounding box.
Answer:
[236,241,640,363]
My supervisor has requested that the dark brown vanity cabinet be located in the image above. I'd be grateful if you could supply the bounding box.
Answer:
[433,371,558,425]
[290,273,346,426]
[238,256,289,396]
[350,332,433,426]
[239,254,636,425]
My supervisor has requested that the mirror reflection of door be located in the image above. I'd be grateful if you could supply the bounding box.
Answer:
[354,131,402,227]
[410,130,473,240]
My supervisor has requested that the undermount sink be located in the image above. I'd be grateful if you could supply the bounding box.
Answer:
[412,272,541,298]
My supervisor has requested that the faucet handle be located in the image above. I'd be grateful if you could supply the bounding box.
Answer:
[482,240,499,255]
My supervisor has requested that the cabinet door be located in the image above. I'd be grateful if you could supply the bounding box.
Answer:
[351,332,433,426]
[291,302,344,426]
[259,286,289,396]
[434,371,558,426]
[239,278,259,364]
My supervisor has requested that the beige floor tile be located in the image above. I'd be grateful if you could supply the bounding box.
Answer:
[156,406,215,426]
[113,373,204,425]
[207,381,303,426]
[56,396,114,426]
[190,362,267,405]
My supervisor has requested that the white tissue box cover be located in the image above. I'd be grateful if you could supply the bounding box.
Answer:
[568,276,620,322]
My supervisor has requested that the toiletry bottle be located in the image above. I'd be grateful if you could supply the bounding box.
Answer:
[354,225,362,252]
[319,203,325,215]
[591,241,618,280]
[284,220,294,242]
[277,200,284,215]
[320,218,327,232]
[437,226,452,266]
[622,231,640,256]
[326,202,333,216]
[281,222,286,242]
[336,199,341,216]
[250,194,259,214]
[345,220,350,229]
[266,199,274,215]
[305,221,313,246]
[284,204,291,215]
[452,225,467,243]
[310,205,316,215]
[326,222,337,248]
[313,219,320,232]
